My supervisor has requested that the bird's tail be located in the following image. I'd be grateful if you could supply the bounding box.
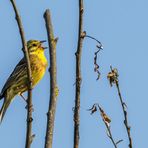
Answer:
[0,99,11,123]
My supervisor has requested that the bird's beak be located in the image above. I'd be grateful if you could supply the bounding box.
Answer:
[40,40,48,49]
[43,47,48,49]
[40,40,46,43]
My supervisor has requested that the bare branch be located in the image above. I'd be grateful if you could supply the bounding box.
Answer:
[10,0,33,148]
[73,1,84,148]
[107,66,133,148]
[44,9,58,148]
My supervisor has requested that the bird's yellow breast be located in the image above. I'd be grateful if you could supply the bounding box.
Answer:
[30,51,48,87]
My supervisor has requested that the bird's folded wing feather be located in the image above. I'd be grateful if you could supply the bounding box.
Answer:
[0,58,27,98]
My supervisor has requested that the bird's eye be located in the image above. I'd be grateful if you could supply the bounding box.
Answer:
[32,44,36,47]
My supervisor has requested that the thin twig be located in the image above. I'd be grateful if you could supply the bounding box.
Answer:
[73,1,84,148]
[82,33,103,80]
[115,80,132,148]
[10,1,33,148]
[98,105,117,148]
[44,9,58,148]
[107,66,133,148]
[94,49,103,80]
[85,35,103,49]
[88,104,121,148]
[105,125,118,148]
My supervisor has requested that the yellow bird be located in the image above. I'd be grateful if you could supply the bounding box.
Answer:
[0,40,48,122]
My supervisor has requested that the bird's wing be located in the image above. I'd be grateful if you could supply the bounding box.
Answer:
[0,58,27,98]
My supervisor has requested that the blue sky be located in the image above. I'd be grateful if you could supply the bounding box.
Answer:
[0,0,148,148]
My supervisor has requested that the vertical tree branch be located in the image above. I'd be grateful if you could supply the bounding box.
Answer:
[73,1,84,148]
[44,9,58,148]
[10,0,33,148]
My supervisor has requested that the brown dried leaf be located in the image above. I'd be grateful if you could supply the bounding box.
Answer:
[99,106,111,124]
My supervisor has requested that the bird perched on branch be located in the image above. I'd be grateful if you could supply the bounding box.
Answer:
[0,40,48,123]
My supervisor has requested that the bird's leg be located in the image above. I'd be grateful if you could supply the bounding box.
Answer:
[21,94,34,112]
[20,93,34,112]
[20,93,27,103]
[20,93,29,109]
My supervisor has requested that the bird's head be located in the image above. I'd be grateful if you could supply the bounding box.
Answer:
[27,40,47,54]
